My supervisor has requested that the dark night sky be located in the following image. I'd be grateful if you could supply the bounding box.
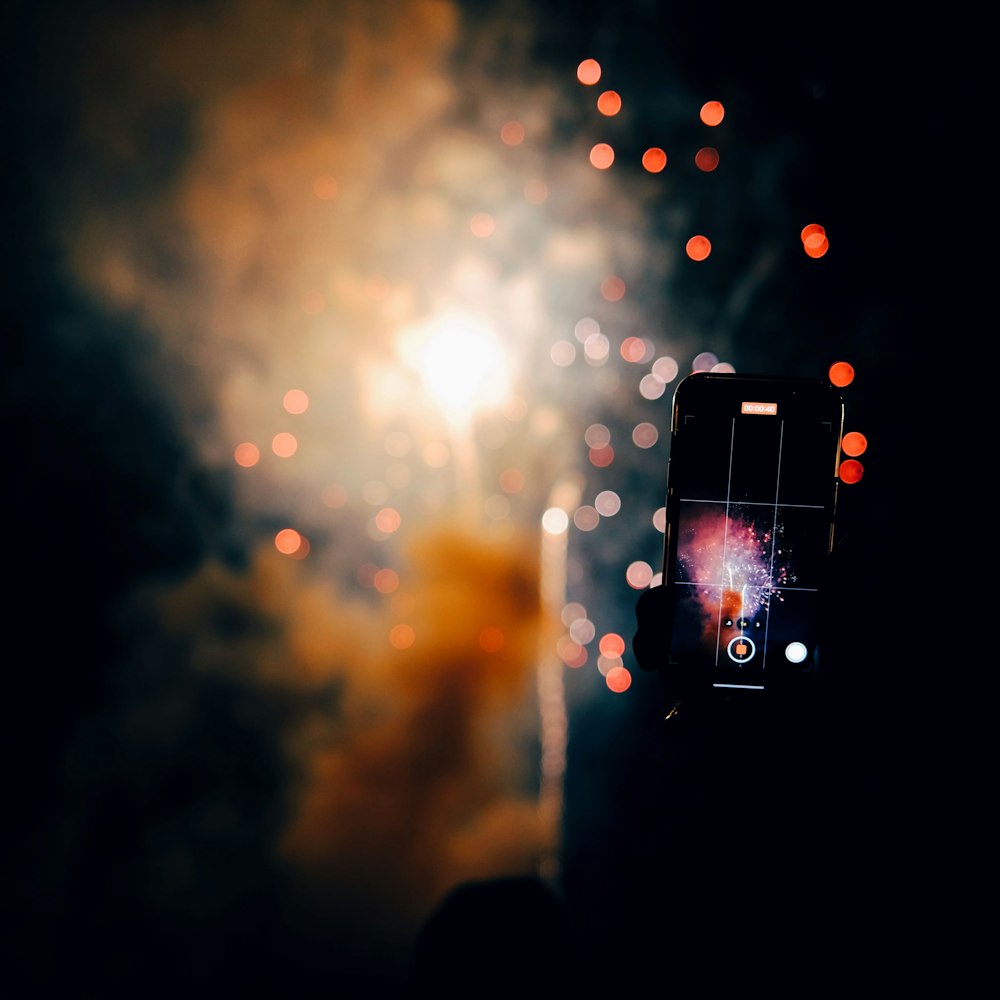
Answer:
[4,0,966,993]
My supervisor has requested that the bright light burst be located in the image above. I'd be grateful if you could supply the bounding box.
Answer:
[399,310,511,425]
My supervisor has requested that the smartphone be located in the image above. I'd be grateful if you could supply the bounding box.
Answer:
[659,372,844,697]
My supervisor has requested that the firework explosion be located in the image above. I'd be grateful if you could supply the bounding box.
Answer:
[679,503,789,619]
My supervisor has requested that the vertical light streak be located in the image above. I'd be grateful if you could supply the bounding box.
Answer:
[445,413,482,526]
[537,476,582,883]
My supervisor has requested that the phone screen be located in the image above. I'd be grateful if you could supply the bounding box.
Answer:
[661,373,843,694]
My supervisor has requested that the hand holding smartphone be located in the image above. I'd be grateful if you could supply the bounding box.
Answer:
[645,371,844,700]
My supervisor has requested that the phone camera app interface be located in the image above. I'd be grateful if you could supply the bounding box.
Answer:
[667,391,834,689]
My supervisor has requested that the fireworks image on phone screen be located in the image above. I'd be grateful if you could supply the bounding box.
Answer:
[665,394,836,686]
[673,501,792,673]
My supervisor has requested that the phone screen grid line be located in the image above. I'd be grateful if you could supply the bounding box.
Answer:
[676,498,825,510]
[758,419,786,672]
[710,417,738,668]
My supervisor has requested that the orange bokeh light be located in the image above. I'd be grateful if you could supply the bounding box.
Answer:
[375,507,401,534]
[283,389,309,414]
[700,100,725,126]
[842,431,868,457]
[606,665,632,693]
[373,568,399,594]
[597,90,621,115]
[599,632,626,657]
[558,638,588,668]
[499,467,525,493]
[234,442,260,468]
[620,337,648,362]
[577,58,601,85]
[686,235,712,261]
[390,623,416,650]
[272,432,298,457]
[600,276,625,301]
[313,174,338,200]
[829,361,855,387]
[589,445,614,467]
[642,147,667,172]
[804,237,829,258]
[275,528,302,555]
[801,223,829,258]
[589,143,614,169]
[500,120,525,145]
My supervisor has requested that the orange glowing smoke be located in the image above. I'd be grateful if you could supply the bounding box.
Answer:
[153,523,551,959]
[279,525,548,906]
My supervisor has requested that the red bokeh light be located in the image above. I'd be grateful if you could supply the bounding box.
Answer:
[829,361,855,387]
[839,459,864,484]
